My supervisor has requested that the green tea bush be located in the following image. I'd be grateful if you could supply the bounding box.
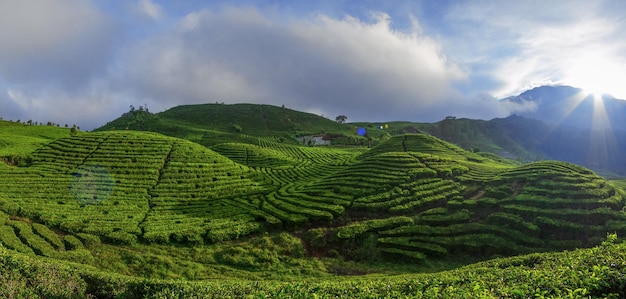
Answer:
[106,231,138,245]
[0,210,7,225]
[143,231,171,244]
[63,235,84,250]
[32,223,64,250]
[8,221,56,257]
[0,225,34,254]
[172,230,203,245]
[486,212,540,236]
[76,233,101,246]
[336,216,413,239]
[0,246,87,298]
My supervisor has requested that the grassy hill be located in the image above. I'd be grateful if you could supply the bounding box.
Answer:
[2,112,626,296]
[352,117,542,162]
[356,115,626,176]
[0,120,76,166]
[96,103,364,146]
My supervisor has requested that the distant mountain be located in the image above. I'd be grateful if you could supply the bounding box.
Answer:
[404,115,626,176]
[502,85,626,130]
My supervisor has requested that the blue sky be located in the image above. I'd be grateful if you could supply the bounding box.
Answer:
[1,0,626,130]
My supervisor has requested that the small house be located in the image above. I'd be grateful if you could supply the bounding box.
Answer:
[296,135,331,146]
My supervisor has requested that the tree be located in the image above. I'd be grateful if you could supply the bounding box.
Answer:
[335,115,348,124]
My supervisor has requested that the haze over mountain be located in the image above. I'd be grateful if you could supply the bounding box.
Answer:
[502,85,626,131]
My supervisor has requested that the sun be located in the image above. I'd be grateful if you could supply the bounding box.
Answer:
[566,52,626,99]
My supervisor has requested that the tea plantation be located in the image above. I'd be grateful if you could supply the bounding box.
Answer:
[1,116,626,297]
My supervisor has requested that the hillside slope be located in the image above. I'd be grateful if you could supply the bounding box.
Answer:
[96,103,361,146]
[97,101,626,175]
[0,130,625,282]
[0,120,75,166]
[1,236,626,298]
[0,131,266,245]
[357,115,626,175]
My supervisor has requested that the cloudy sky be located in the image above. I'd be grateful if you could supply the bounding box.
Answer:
[2,0,626,130]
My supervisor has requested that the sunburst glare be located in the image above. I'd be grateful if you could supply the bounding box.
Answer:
[567,52,626,100]
[587,93,618,169]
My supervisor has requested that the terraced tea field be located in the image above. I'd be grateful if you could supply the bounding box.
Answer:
[0,131,268,246]
[1,127,626,296]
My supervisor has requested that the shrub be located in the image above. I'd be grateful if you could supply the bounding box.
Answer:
[0,201,19,215]
[106,231,137,245]
[32,223,64,250]
[8,221,56,257]
[61,248,94,264]
[0,226,34,254]
[304,228,328,249]
[60,221,83,234]
[76,233,101,246]
[0,210,7,225]
[349,234,381,261]
[63,235,84,250]
[143,231,171,244]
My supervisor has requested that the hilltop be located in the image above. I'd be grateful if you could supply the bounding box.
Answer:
[96,103,363,146]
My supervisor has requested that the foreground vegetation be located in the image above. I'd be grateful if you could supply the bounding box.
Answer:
[2,104,626,297]
[1,234,625,298]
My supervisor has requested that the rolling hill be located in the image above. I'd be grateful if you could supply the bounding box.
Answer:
[96,103,363,146]
[355,113,626,176]
[0,120,76,166]
[2,103,626,297]
[96,97,626,175]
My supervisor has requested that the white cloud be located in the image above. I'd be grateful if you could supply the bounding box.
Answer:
[124,7,468,122]
[133,0,162,20]
[6,83,129,130]
[6,3,596,129]
[444,0,626,99]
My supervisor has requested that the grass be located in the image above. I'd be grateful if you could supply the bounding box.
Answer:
[96,104,366,146]
[0,120,76,168]
[2,107,626,297]
[1,235,626,298]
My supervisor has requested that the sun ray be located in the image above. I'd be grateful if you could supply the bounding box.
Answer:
[587,93,618,170]
[551,90,589,126]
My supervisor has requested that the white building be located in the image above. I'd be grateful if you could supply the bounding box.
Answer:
[296,135,331,146]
